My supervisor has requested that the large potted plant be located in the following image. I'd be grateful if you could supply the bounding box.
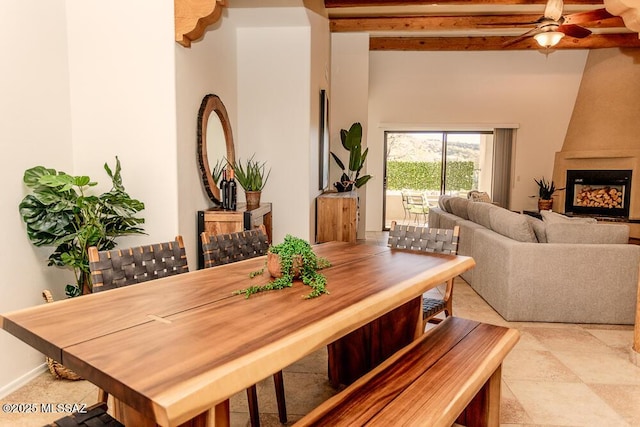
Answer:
[231,155,271,209]
[330,122,372,192]
[19,157,145,297]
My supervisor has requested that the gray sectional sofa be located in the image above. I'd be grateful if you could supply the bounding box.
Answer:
[429,196,640,324]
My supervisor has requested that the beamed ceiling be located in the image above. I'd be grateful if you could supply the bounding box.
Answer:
[324,0,640,51]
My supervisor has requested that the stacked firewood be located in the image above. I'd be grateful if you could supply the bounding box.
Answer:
[575,186,623,209]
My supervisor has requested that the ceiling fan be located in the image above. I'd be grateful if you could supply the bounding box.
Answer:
[503,0,615,48]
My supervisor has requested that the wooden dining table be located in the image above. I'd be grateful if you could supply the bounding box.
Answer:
[0,241,475,427]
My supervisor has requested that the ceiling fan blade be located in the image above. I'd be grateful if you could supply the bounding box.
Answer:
[503,27,543,47]
[544,0,564,21]
[480,20,542,26]
[563,8,615,25]
[558,24,592,38]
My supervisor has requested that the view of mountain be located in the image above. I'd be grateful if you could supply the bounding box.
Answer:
[386,133,481,163]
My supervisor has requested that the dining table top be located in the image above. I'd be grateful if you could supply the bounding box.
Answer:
[0,241,475,427]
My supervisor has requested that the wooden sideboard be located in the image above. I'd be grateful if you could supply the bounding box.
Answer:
[197,203,272,269]
[316,192,357,243]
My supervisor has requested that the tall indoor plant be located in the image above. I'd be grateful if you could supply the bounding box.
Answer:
[19,157,145,297]
[330,122,372,192]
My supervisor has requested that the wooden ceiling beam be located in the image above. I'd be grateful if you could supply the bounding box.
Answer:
[326,0,603,7]
[370,33,640,50]
[330,14,625,32]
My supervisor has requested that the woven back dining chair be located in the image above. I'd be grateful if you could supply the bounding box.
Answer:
[388,221,460,329]
[85,236,189,419]
[201,225,269,268]
[46,402,123,427]
[89,236,189,293]
[200,225,286,426]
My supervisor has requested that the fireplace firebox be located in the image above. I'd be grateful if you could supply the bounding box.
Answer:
[565,170,632,218]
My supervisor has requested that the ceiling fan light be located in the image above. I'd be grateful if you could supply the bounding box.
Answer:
[534,31,565,48]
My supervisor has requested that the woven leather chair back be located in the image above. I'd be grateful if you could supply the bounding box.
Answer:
[388,222,459,255]
[201,227,269,268]
[89,236,188,293]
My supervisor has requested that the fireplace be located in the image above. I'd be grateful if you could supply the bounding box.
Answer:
[565,170,632,218]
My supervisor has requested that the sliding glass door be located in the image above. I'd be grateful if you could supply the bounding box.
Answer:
[383,131,493,229]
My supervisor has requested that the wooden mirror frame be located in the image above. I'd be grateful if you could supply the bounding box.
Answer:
[197,94,235,205]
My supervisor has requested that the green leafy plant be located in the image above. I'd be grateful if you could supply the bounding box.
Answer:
[231,155,271,191]
[236,235,331,299]
[330,122,372,191]
[19,157,145,297]
[534,177,563,200]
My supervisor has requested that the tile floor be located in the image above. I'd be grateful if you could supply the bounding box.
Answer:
[2,232,639,426]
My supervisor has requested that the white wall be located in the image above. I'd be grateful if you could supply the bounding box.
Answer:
[365,50,588,230]
[330,33,370,238]
[307,9,331,239]
[0,0,74,395]
[235,8,315,243]
[65,0,179,246]
[175,14,239,266]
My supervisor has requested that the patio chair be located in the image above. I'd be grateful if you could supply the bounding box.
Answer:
[406,192,429,224]
[400,190,412,224]
[200,226,287,426]
[387,221,460,329]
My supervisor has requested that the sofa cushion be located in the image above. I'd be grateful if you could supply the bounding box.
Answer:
[540,210,597,224]
[448,197,469,219]
[526,216,547,243]
[438,195,452,212]
[545,222,630,244]
[468,190,492,203]
[489,208,537,243]
[467,201,498,229]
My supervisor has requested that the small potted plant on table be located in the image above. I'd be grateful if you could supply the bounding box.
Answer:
[236,235,331,299]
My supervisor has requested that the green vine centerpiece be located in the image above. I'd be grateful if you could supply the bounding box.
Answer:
[236,235,331,299]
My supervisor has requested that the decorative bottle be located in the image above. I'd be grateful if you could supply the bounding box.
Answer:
[220,170,229,209]
[228,169,237,211]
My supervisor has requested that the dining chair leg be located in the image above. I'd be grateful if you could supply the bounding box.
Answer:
[97,388,108,404]
[273,370,287,423]
[246,385,260,427]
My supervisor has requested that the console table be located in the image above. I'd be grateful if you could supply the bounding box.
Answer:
[197,203,272,269]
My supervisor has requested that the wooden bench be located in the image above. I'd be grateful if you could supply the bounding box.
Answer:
[296,317,519,427]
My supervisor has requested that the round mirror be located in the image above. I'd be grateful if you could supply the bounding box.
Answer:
[197,94,235,205]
